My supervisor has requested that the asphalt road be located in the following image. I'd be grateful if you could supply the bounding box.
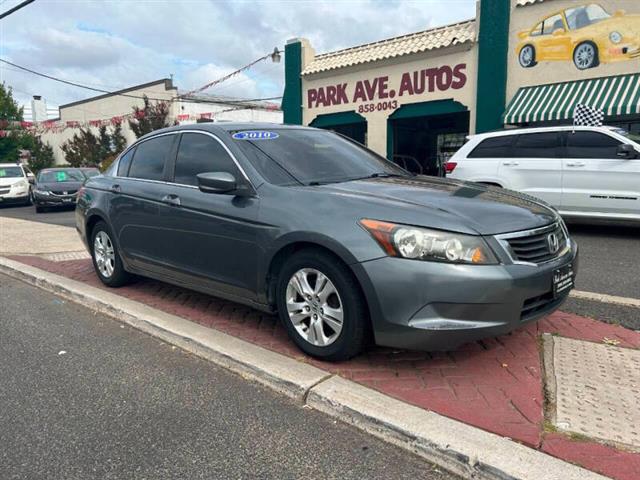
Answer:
[1,205,638,328]
[0,274,455,480]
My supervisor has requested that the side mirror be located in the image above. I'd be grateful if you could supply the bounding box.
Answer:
[197,172,238,194]
[616,143,637,159]
[27,173,35,184]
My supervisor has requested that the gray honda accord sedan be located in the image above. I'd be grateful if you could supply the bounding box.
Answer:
[76,123,578,360]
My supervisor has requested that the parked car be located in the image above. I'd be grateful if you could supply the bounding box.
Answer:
[33,168,86,213]
[76,123,578,360]
[0,162,33,206]
[447,125,640,223]
[79,167,101,179]
[516,3,640,70]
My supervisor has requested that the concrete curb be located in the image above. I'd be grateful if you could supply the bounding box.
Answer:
[0,256,610,480]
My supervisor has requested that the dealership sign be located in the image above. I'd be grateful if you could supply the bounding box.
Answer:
[307,63,467,109]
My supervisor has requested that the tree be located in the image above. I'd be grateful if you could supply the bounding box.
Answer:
[128,95,170,138]
[61,124,128,169]
[0,82,23,122]
[27,137,55,173]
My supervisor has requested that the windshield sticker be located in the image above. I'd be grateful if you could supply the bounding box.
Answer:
[56,171,68,182]
[232,131,279,140]
[0,169,6,177]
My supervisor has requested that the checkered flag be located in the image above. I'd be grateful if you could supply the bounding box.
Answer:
[573,103,604,127]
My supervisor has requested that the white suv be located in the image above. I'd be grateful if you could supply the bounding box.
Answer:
[447,126,640,222]
[0,163,34,206]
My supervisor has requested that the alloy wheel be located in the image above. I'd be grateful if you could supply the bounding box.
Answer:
[285,268,344,347]
[574,43,595,69]
[94,231,115,278]
[519,45,534,67]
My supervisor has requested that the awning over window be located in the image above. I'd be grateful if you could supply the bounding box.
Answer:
[503,73,640,125]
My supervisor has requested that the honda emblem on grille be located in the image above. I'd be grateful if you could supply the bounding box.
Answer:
[547,232,560,254]
[63,191,68,195]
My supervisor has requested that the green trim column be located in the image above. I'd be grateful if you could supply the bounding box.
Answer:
[475,0,510,133]
[282,40,303,125]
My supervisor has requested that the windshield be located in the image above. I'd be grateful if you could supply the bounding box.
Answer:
[82,169,100,178]
[38,169,85,183]
[565,4,610,29]
[232,129,409,186]
[0,166,24,178]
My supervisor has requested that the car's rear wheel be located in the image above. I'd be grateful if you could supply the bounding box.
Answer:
[573,42,599,70]
[518,45,537,68]
[276,250,367,361]
[91,221,130,287]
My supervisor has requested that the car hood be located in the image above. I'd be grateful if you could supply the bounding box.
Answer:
[599,15,640,34]
[36,181,83,191]
[0,177,26,187]
[319,176,557,235]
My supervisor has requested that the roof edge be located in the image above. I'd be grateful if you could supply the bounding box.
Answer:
[59,78,176,110]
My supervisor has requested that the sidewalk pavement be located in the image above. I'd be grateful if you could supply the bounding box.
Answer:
[1,217,638,480]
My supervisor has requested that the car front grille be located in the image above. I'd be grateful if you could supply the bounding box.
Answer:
[50,189,78,196]
[521,291,565,321]
[0,188,10,195]
[496,222,569,265]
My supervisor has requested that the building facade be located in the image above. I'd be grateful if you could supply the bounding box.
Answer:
[281,0,640,176]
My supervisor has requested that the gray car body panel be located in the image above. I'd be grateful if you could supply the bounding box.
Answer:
[76,123,578,351]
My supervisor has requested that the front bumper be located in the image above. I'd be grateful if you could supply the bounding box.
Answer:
[33,192,77,206]
[352,240,578,351]
[0,190,29,204]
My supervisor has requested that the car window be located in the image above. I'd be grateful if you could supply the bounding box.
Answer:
[117,148,135,176]
[530,22,543,36]
[512,133,561,158]
[173,133,239,186]
[236,141,296,185]
[0,166,24,178]
[565,4,610,30]
[128,135,174,181]
[38,169,85,182]
[467,136,514,158]
[542,14,564,35]
[566,131,622,159]
[231,129,407,186]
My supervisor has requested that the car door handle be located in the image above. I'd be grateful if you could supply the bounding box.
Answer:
[161,194,181,207]
[502,161,519,166]
[566,162,585,167]
[110,184,121,193]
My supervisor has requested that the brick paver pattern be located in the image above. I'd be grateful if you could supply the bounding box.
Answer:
[12,255,640,480]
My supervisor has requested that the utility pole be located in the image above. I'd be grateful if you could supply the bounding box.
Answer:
[0,0,36,20]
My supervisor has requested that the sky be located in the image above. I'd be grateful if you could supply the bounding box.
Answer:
[0,0,476,119]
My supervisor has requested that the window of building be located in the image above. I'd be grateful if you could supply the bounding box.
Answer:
[117,148,135,176]
[468,136,514,158]
[511,132,561,158]
[173,133,239,186]
[128,135,174,181]
[566,131,622,159]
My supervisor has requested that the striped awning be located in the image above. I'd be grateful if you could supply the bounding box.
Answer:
[503,73,640,124]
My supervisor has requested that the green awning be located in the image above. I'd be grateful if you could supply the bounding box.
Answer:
[310,111,365,128]
[503,73,640,124]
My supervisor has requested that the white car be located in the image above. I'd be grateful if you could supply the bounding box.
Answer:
[447,126,640,222]
[0,163,34,206]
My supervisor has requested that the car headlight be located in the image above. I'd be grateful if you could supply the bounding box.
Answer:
[359,219,499,265]
[35,187,50,195]
[610,31,622,44]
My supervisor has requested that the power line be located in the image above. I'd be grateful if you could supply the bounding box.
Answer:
[0,58,281,108]
[0,0,35,20]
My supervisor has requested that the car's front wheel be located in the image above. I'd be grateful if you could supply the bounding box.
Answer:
[276,250,367,361]
[518,45,537,68]
[573,42,599,70]
[91,221,130,287]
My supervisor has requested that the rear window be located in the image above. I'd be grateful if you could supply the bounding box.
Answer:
[468,136,514,158]
[128,135,175,181]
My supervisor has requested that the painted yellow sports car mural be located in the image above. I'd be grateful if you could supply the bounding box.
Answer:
[516,3,640,70]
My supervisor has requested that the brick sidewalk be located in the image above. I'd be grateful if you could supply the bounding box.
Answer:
[10,254,640,480]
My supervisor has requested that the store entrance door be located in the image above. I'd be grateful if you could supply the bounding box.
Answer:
[387,100,469,177]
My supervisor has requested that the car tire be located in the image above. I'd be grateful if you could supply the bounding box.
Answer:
[518,45,537,68]
[90,221,130,288]
[573,42,599,70]
[276,249,367,361]
[35,205,45,213]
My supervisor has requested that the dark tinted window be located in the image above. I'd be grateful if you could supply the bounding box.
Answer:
[236,141,295,185]
[512,133,561,158]
[117,149,134,176]
[468,136,513,158]
[231,129,407,186]
[566,131,622,159]
[174,133,238,186]
[128,135,174,180]
[38,169,85,182]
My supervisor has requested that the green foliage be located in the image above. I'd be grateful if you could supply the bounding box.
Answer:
[128,95,170,138]
[0,83,23,122]
[27,137,55,173]
[61,125,128,168]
